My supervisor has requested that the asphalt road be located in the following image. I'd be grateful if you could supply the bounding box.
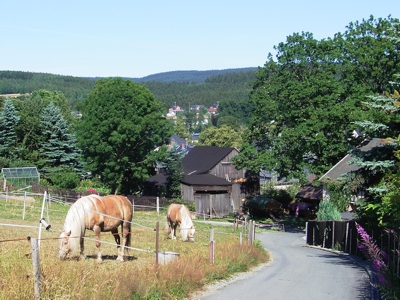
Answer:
[198,230,375,300]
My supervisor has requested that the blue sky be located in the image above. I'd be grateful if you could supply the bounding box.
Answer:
[1,1,397,78]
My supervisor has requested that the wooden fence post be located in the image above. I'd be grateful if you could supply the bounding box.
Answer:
[248,220,254,245]
[345,221,349,253]
[305,222,308,244]
[209,195,213,219]
[209,229,214,265]
[31,238,41,300]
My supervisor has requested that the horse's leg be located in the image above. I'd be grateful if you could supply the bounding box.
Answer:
[93,226,103,263]
[172,223,177,240]
[112,227,124,262]
[79,234,86,261]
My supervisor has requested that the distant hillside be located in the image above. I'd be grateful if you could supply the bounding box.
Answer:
[128,67,258,83]
[0,68,258,109]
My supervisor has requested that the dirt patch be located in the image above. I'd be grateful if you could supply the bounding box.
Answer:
[0,194,36,202]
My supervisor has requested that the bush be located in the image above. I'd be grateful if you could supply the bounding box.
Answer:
[50,170,80,189]
[316,200,342,220]
[261,182,301,209]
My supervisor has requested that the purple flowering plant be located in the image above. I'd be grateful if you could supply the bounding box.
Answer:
[356,222,400,299]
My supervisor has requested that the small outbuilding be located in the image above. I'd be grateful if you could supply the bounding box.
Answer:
[1,167,40,190]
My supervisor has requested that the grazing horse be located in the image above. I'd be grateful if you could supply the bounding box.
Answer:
[59,194,133,263]
[166,203,195,242]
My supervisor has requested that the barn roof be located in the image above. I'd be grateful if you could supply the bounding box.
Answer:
[145,146,235,187]
[145,173,167,186]
[181,174,232,185]
[295,184,323,201]
[319,138,385,181]
[182,146,234,175]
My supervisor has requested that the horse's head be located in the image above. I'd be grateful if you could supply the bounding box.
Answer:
[58,230,72,260]
[187,226,195,242]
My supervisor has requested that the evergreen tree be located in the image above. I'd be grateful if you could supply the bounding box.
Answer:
[0,98,20,158]
[39,102,82,180]
[162,144,185,198]
[316,199,342,221]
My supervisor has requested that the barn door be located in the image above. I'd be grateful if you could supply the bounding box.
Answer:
[195,193,230,218]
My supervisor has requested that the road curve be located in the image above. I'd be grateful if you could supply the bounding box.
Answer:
[197,230,374,300]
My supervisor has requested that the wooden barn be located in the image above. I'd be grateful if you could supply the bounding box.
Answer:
[145,146,259,217]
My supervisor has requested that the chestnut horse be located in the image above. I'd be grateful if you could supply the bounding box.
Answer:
[166,203,195,242]
[59,194,133,262]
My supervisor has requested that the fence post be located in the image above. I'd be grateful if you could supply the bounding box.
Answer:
[155,222,159,269]
[345,221,349,253]
[30,238,41,300]
[209,229,214,265]
[305,222,308,244]
[23,191,27,220]
[37,191,46,248]
[349,223,353,255]
[156,197,160,216]
[248,220,254,245]
[132,198,135,214]
[209,195,213,219]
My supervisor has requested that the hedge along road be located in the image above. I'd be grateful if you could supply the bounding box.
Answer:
[198,230,376,300]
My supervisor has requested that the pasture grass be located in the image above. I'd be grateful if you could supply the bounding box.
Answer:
[0,197,270,299]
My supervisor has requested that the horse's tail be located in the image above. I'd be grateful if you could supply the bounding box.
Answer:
[165,220,171,235]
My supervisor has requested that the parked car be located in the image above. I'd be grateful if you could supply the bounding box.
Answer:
[244,196,283,218]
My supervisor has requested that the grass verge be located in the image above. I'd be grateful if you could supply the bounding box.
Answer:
[0,198,269,299]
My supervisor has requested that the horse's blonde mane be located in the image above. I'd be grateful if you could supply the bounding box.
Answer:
[179,205,194,241]
[63,194,102,252]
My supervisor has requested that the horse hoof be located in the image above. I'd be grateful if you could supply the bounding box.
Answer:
[96,258,103,264]
[116,257,124,262]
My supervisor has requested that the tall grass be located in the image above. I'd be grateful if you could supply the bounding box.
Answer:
[0,197,269,299]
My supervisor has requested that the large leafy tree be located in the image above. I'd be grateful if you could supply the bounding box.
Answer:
[39,102,83,181]
[330,21,400,228]
[76,78,173,194]
[198,125,243,148]
[234,16,400,183]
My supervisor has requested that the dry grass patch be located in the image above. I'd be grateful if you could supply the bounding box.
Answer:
[0,199,270,299]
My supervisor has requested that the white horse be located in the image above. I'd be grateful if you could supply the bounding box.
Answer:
[166,204,195,242]
[58,194,133,262]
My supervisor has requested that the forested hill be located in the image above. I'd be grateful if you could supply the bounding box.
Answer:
[0,68,257,108]
[129,67,258,83]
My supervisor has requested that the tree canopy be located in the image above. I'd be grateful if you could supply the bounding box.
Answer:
[198,125,243,148]
[76,78,173,194]
[234,16,400,183]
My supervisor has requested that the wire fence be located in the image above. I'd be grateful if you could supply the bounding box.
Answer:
[0,191,249,250]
